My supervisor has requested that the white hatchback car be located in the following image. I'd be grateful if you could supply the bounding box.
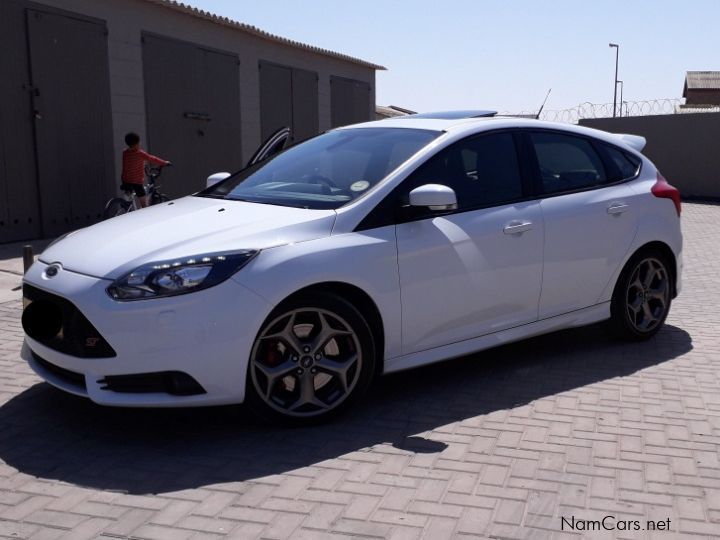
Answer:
[21,112,683,423]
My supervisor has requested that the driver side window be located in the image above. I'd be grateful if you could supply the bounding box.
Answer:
[405,132,523,210]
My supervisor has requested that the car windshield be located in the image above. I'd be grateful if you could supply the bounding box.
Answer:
[196,127,441,209]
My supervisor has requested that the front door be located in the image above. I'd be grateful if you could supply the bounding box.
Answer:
[396,131,544,354]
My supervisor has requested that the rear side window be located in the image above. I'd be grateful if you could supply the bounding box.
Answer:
[530,132,607,194]
[407,132,523,209]
[602,144,641,181]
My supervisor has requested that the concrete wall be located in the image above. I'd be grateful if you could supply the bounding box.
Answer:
[579,113,720,199]
[31,0,377,178]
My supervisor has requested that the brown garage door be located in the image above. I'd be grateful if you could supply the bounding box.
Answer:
[0,2,113,241]
[27,8,114,238]
[259,61,319,144]
[331,76,371,128]
[0,0,41,242]
[143,34,243,199]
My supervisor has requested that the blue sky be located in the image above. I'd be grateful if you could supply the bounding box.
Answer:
[183,0,720,114]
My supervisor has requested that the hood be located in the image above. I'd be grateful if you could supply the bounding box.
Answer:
[40,196,336,279]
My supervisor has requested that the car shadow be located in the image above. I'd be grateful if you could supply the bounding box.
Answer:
[0,323,692,495]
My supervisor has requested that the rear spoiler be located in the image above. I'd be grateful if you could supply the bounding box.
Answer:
[615,134,646,152]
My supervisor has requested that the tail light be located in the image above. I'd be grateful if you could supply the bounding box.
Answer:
[651,173,681,217]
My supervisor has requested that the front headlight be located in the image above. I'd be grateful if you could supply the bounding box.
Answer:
[107,250,258,301]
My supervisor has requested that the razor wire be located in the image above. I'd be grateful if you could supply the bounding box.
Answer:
[502,98,718,124]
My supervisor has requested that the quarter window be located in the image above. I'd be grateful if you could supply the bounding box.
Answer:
[530,132,607,194]
[602,144,641,181]
[407,132,523,209]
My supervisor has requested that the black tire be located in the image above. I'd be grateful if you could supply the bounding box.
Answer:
[608,249,673,341]
[103,198,131,219]
[245,290,376,425]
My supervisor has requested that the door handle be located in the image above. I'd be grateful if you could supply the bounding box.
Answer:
[607,203,629,215]
[503,221,533,234]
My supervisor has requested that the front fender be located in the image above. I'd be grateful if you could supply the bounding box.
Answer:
[233,226,402,360]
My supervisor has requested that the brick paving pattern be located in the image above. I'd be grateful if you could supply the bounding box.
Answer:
[0,202,718,539]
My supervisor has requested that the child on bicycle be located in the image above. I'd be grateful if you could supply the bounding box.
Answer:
[121,132,171,208]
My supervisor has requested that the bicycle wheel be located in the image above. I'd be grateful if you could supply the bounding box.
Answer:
[103,198,131,219]
[150,192,170,205]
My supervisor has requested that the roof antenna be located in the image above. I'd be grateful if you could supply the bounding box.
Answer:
[536,88,552,119]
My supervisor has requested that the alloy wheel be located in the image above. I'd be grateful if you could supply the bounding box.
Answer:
[625,257,670,333]
[250,308,363,417]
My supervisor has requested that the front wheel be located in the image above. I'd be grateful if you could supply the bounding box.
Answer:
[608,250,673,340]
[246,291,376,425]
[103,198,131,219]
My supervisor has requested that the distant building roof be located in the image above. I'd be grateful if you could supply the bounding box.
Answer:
[683,71,720,96]
[376,105,417,119]
[407,110,498,119]
[144,0,386,71]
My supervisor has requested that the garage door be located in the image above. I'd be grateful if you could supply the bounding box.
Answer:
[27,8,114,238]
[0,3,113,241]
[0,0,41,242]
[143,34,242,199]
[331,76,371,128]
[259,61,319,144]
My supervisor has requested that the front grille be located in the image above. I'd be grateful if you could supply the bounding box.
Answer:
[22,284,116,358]
[98,372,206,396]
[32,353,87,391]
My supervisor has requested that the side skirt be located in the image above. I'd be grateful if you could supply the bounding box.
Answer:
[384,302,610,374]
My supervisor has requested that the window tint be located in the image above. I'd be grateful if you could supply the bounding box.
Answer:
[530,132,606,194]
[407,132,523,209]
[603,144,641,181]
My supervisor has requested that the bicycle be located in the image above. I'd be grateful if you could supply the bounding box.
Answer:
[103,164,171,219]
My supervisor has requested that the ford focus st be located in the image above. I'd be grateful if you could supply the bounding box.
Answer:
[21,113,682,423]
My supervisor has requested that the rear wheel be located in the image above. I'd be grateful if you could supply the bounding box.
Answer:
[103,198,131,219]
[246,291,375,425]
[150,192,169,205]
[608,250,672,340]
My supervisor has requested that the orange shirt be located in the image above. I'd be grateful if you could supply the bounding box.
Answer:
[121,147,167,184]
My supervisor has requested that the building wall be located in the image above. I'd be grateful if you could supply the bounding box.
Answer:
[685,89,720,106]
[580,113,720,198]
[30,0,376,179]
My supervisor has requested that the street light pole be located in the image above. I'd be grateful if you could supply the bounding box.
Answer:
[617,80,624,116]
[609,43,619,117]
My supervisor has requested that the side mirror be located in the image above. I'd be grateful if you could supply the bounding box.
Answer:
[207,172,231,188]
[408,184,458,211]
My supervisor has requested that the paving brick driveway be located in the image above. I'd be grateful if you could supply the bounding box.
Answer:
[0,202,718,540]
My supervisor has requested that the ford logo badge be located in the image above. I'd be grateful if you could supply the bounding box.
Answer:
[45,264,61,278]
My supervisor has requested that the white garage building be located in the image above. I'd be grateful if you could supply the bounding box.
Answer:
[0,0,384,241]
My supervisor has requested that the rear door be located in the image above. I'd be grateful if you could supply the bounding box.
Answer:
[526,130,640,319]
[395,131,544,354]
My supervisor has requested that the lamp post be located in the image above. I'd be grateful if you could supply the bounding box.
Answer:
[617,80,624,116]
[609,43,619,117]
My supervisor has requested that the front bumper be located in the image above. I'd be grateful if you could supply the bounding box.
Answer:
[21,261,272,407]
